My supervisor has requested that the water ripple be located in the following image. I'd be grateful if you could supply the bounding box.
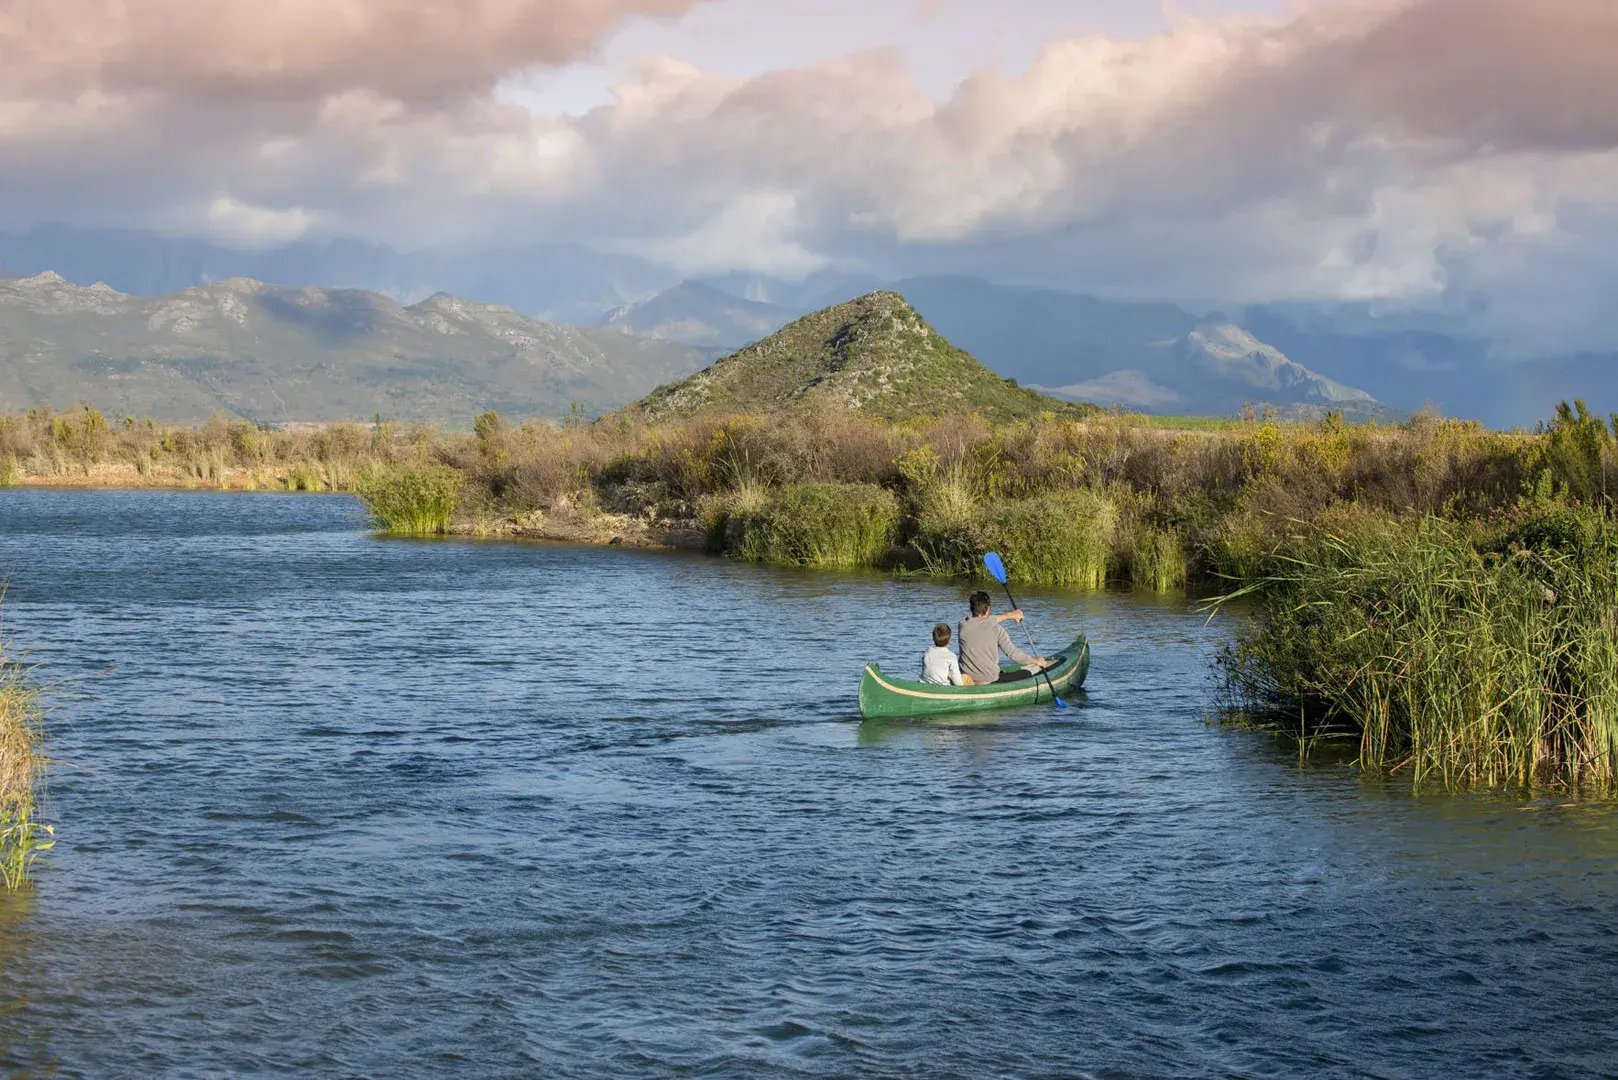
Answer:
[0,489,1615,1078]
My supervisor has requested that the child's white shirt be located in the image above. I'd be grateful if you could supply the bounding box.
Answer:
[921,645,964,685]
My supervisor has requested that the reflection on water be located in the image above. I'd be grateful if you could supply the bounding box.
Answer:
[1,489,1616,1078]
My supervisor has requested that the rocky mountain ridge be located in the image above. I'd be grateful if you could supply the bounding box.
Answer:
[0,272,707,422]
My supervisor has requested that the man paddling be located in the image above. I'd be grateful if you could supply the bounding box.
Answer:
[958,590,1050,685]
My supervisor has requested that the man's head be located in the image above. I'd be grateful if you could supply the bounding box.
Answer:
[969,590,992,617]
[932,623,952,647]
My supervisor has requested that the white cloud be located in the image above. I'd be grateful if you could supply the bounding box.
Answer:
[206,197,319,245]
[3,0,1618,350]
[632,191,828,276]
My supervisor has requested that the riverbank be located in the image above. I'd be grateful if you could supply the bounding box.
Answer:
[5,404,1547,583]
[8,401,1618,790]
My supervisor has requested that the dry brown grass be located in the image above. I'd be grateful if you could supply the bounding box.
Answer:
[0,403,1585,585]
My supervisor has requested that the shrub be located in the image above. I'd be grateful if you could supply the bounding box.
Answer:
[978,490,1118,588]
[355,466,461,535]
[717,482,899,569]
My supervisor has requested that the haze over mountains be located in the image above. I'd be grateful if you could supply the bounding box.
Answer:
[1,225,1611,427]
[0,270,705,423]
[0,225,671,327]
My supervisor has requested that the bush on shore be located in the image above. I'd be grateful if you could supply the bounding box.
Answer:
[355,466,461,535]
[712,481,900,569]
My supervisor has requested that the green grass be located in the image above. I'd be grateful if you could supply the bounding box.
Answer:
[980,491,1118,588]
[355,466,460,535]
[1122,523,1188,592]
[1215,505,1618,792]
[911,486,1119,587]
[714,481,900,569]
[1,631,50,891]
[1113,413,1249,431]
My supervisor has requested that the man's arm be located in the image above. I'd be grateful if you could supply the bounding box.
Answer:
[995,623,1037,666]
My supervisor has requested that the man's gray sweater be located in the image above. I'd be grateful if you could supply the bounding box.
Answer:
[957,615,1035,685]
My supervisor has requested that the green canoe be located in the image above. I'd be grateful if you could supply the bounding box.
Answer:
[858,634,1090,719]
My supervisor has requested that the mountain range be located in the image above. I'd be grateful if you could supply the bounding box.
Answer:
[610,275,1397,421]
[0,224,675,326]
[4,224,1613,427]
[0,272,705,423]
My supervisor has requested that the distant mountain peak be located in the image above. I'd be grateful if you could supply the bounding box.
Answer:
[1,268,132,315]
[599,278,798,350]
[200,276,268,294]
[1183,320,1375,404]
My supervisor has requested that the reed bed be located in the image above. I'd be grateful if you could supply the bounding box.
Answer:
[0,401,1572,587]
[1216,505,1618,792]
[1,629,50,891]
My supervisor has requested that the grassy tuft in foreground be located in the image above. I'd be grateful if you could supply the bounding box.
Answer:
[1,628,50,891]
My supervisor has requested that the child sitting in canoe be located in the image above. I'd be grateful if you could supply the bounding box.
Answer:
[920,623,970,685]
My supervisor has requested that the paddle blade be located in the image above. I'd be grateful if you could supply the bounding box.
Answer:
[982,551,1008,584]
[1052,692,1070,709]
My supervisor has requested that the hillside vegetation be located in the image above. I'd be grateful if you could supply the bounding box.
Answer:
[632,291,1088,424]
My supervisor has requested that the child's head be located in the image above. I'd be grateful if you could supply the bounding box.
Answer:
[932,623,952,647]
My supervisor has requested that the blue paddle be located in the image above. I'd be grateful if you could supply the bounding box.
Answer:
[982,552,1068,708]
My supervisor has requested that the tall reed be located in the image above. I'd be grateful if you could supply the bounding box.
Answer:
[1,630,50,891]
[714,481,900,569]
[1216,507,1618,791]
[355,466,461,535]
[1122,523,1188,592]
[977,490,1118,588]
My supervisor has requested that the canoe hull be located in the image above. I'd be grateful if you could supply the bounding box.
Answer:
[858,635,1090,719]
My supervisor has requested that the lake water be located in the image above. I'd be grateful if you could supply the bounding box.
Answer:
[1,489,1615,1077]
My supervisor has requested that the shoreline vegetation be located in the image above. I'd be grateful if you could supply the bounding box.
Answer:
[5,401,1618,792]
[1,618,50,891]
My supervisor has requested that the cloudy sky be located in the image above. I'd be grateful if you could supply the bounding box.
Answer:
[3,0,1616,354]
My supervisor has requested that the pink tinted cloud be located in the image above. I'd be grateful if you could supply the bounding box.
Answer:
[1349,0,1618,152]
[0,0,703,101]
[4,0,1618,331]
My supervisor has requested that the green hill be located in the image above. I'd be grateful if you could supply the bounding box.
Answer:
[632,291,1087,422]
